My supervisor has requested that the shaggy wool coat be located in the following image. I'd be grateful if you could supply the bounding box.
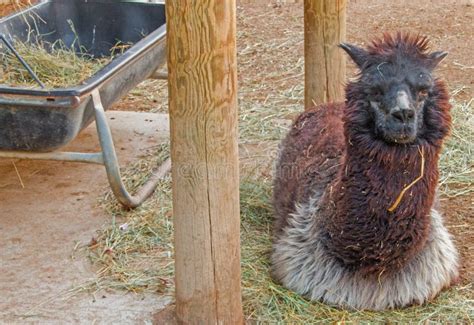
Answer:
[272,34,459,310]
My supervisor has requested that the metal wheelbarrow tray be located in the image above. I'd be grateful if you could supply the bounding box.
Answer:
[0,0,169,207]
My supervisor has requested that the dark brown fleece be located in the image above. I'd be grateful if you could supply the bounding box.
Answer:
[273,104,345,234]
[273,34,452,275]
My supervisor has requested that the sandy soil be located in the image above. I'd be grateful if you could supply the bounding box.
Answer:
[0,113,172,323]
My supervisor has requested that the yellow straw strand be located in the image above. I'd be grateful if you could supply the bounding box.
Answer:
[388,146,425,212]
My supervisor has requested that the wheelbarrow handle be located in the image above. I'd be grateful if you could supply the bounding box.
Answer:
[91,89,170,208]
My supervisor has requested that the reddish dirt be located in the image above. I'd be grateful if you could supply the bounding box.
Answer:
[116,0,473,113]
[348,0,473,99]
[442,195,474,282]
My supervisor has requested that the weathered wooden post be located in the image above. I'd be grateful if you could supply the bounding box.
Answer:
[166,1,243,324]
[304,0,347,109]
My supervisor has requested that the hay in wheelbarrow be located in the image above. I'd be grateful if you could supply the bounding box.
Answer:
[0,40,130,89]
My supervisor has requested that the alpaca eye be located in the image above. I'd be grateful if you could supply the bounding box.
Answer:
[418,89,429,97]
[372,88,383,97]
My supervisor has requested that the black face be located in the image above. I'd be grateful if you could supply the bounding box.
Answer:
[340,39,447,145]
[362,62,434,144]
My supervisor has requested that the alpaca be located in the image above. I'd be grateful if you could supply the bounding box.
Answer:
[272,33,459,311]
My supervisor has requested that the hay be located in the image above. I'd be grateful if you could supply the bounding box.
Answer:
[439,98,474,197]
[239,172,473,323]
[0,40,117,89]
[84,135,473,322]
[83,4,473,322]
[85,143,174,295]
[0,6,131,89]
[388,146,425,212]
[84,106,473,321]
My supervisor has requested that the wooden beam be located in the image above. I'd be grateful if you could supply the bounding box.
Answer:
[166,1,243,324]
[304,0,347,109]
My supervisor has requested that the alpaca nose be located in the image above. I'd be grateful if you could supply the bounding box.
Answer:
[391,108,415,123]
[391,90,414,123]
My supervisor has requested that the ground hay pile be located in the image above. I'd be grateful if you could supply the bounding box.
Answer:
[85,144,174,294]
[84,99,473,323]
[439,98,474,197]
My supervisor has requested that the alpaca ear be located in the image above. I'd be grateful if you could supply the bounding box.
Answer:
[339,43,368,68]
[427,51,448,70]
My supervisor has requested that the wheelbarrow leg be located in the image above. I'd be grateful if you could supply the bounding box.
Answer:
[91,90,171,208]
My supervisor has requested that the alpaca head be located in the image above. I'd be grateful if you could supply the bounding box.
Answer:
[340,33,449,145]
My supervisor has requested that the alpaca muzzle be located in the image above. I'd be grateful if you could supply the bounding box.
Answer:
[382,90,418,143]
[390,91,415,123]
[391,108,415,123]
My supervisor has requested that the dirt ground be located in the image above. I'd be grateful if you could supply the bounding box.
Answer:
[0,0,472,323]
[113,0,474,113]
[0,112,172,323]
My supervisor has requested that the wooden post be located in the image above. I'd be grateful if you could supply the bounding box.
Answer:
[166,1,243,324]
[304,0,347,109]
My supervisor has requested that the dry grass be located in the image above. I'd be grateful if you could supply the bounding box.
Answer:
[0,3,130,89]
[85,98,473,322]
[439,98,474,197]
[0,40,114,89]
[85,144,174,295]
[239,176,473,324]
[84,3,473,323]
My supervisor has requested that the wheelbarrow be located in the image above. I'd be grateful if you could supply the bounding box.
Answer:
[0,0,170,208]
